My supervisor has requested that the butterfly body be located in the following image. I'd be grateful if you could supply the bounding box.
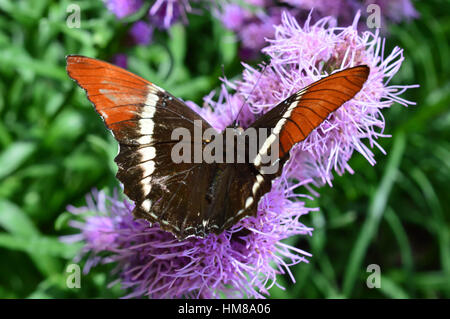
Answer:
[66,55,369,240]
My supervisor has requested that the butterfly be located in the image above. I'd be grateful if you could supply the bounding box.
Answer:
[66,55,369,240]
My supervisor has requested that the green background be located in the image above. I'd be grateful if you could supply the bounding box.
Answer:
[0,0,448,298]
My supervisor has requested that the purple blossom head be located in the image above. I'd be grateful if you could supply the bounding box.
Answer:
[64,10,417,298]
[230,11,417,185]
[239,21,273,51]
[130,21,154,45]
[105,0,194,31]
[105,0,143,19]
[219,0,418,60]
[64,183,313,298]
[82,216,118,251]
[149,0,190,29]
[235,7,283,57]
[220,4,249,31]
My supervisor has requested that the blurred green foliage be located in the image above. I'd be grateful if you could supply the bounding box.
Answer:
[0,0,448,298]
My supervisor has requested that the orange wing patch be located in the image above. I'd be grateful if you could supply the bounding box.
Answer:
[278,66,370,157]
[66,55,153,131]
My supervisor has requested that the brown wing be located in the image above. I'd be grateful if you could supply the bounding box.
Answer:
[233,66,370,221]
[67,55,218,239]
[251,65,370,164]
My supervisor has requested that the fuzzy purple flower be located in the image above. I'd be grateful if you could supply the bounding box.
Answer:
[219,5,284,59]
[104,0,195,51]
[218,0,419,59]
[112,53,128,69]
[64,11,417,298]
[149,0,190,29]
[213,11,417,186]
[64,183,314,298]
[105,0,193,29]
[220,4,249,31]
[130,20,154,45]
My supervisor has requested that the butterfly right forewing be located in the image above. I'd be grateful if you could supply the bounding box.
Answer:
[250,65,370,169]
[225,66,371,226]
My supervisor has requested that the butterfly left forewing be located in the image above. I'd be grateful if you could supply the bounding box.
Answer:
[67,55,222,239]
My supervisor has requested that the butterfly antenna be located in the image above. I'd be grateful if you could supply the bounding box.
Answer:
[232,63,268,128]
[221,64,234,122]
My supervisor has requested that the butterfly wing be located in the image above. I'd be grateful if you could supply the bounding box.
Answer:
[67,57,369,240]
[66,55,219,239]
[230,66,370,223]
[250,65,370,168]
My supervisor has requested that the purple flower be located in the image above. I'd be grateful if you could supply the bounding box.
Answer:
[220,4,249,31]
[218,0,419,60]
[130,21,154,45]
[364,0,419,23]
[236,7,283,57]
[82,216,118,251]
[105,0,143,19]
[239,21,272,50]
[112,54,128,69]
[104,0,194,30]
[227,11,418,185]
[64,11,417,299]
[64,185,314,298]
[216,3,288,58]
[103,1,195,65]
[149,0,191,29]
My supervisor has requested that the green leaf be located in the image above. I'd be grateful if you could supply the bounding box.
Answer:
[0,142,36,179]
[342,132,406,296]
[54,211,74,231]
[168,24,186,67]
[379,275,409,299]
[0,46,67,80]
[0,200,38,237]
[0,233,81,259]
[384,208,414,275]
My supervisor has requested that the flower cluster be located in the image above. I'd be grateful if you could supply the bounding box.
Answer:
[218,0,418,59]
[105,0,194,48]
[63,183,314,298]
[104,1,418,63]
[211,11,417,185]
[63,11,417,298]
